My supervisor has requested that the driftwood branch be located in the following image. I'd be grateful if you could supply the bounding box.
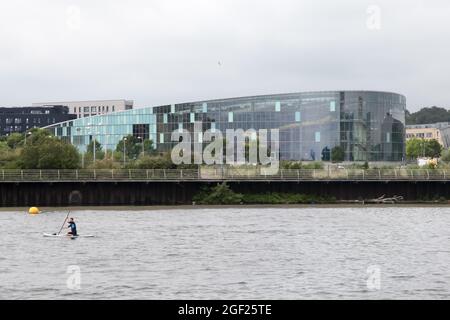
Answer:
[365,195,404,204]
[339,195,404,204]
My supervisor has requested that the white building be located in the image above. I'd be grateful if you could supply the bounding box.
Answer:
[32,99,133,118]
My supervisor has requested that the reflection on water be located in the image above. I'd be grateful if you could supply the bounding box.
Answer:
[1,207,450,299]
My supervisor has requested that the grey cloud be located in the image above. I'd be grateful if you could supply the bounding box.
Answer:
[0,0,449,110]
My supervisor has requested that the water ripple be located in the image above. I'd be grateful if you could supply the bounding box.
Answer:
[2,207,450,299]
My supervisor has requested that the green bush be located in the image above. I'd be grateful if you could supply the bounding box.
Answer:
[280,161,323,169]
[19,131,80,169]
[301,161,324,169]
[133,154,176,169]
[193,182,243,204]
[441,149,450,162]
[331,146,345,162]
[242,192,335,204]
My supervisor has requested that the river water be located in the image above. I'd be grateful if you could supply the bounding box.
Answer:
[1,206,450,299]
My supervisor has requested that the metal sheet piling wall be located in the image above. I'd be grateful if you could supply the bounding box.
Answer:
[0,180,449,206]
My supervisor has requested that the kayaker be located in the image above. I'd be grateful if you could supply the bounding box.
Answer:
[67,218,78,236]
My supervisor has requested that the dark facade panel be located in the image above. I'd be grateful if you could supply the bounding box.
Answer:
[0,106,76,135]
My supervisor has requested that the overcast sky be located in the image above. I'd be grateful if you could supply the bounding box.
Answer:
[0,0,449,111]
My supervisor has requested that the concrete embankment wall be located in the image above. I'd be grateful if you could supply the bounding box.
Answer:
[0,181,448,206]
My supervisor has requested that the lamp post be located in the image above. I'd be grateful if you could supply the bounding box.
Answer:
[86,123,94,165]
[87,122,102,165]
[95,122,102,163]
[105,134,109,159]
[24,131,32,145]
[76,127,85,168]
[138,136,144,157]
[123,137,127,167]
[422,139,426,158]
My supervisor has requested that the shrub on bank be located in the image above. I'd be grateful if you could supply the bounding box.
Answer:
[193,182,243,204]
[193,183,335,205]
[242,193,335,204]
[280,161,324,170]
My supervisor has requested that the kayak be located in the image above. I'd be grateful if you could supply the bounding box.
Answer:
[43,233,95,238]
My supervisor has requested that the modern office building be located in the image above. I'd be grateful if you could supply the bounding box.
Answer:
[32,99,133,118]
[406,122,450,148]
[45,91,406,162]
[0,105,76,135]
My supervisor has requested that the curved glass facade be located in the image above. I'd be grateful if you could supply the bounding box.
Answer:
[45,91,406,162]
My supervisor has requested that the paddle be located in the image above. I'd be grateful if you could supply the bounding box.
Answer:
[56,211,70,235]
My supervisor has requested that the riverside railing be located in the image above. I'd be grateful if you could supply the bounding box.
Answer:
[1,168,450,182]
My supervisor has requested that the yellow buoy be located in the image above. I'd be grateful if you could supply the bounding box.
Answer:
[28,207,40,215]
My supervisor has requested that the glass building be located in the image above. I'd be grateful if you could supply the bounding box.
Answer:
[45,91,406,162]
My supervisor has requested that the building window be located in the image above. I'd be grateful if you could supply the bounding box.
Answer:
[228,112,233,123]
[133,124,149,140]
[211,122,216,133]
[106,106,109,112]
[295,111,301,122]
[386,132,391,143]
[163,113,168,124]
[426,133,432,138]
[171,104,175,113]
[178,123,183,133]
[330,101,336,112]
[275,101,281,112]
[112,105,115,112]
[190,113,195,123]
[315,131,321,142]
[159,133,164,143]
[91,106,97,112]
[83,107,89,113]
[202,103,207,113]
[74,107,77,113]
[14,118,22,124]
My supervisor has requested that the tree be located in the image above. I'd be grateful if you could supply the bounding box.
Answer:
[441,149,450,162]
[7,133,24,149]
[193,182,243,205]
[331,146,345,162]
[406,138,422,159]
[406,106,450,125]
[87,139,103,154]
[0,141,21,169]
[143,139,155,154]
[116,135,154,160]
[19,129,80,169]
[425,139,442,158]
[406,138,442,159]
[116,135,138,160]
[133,153,175,169]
